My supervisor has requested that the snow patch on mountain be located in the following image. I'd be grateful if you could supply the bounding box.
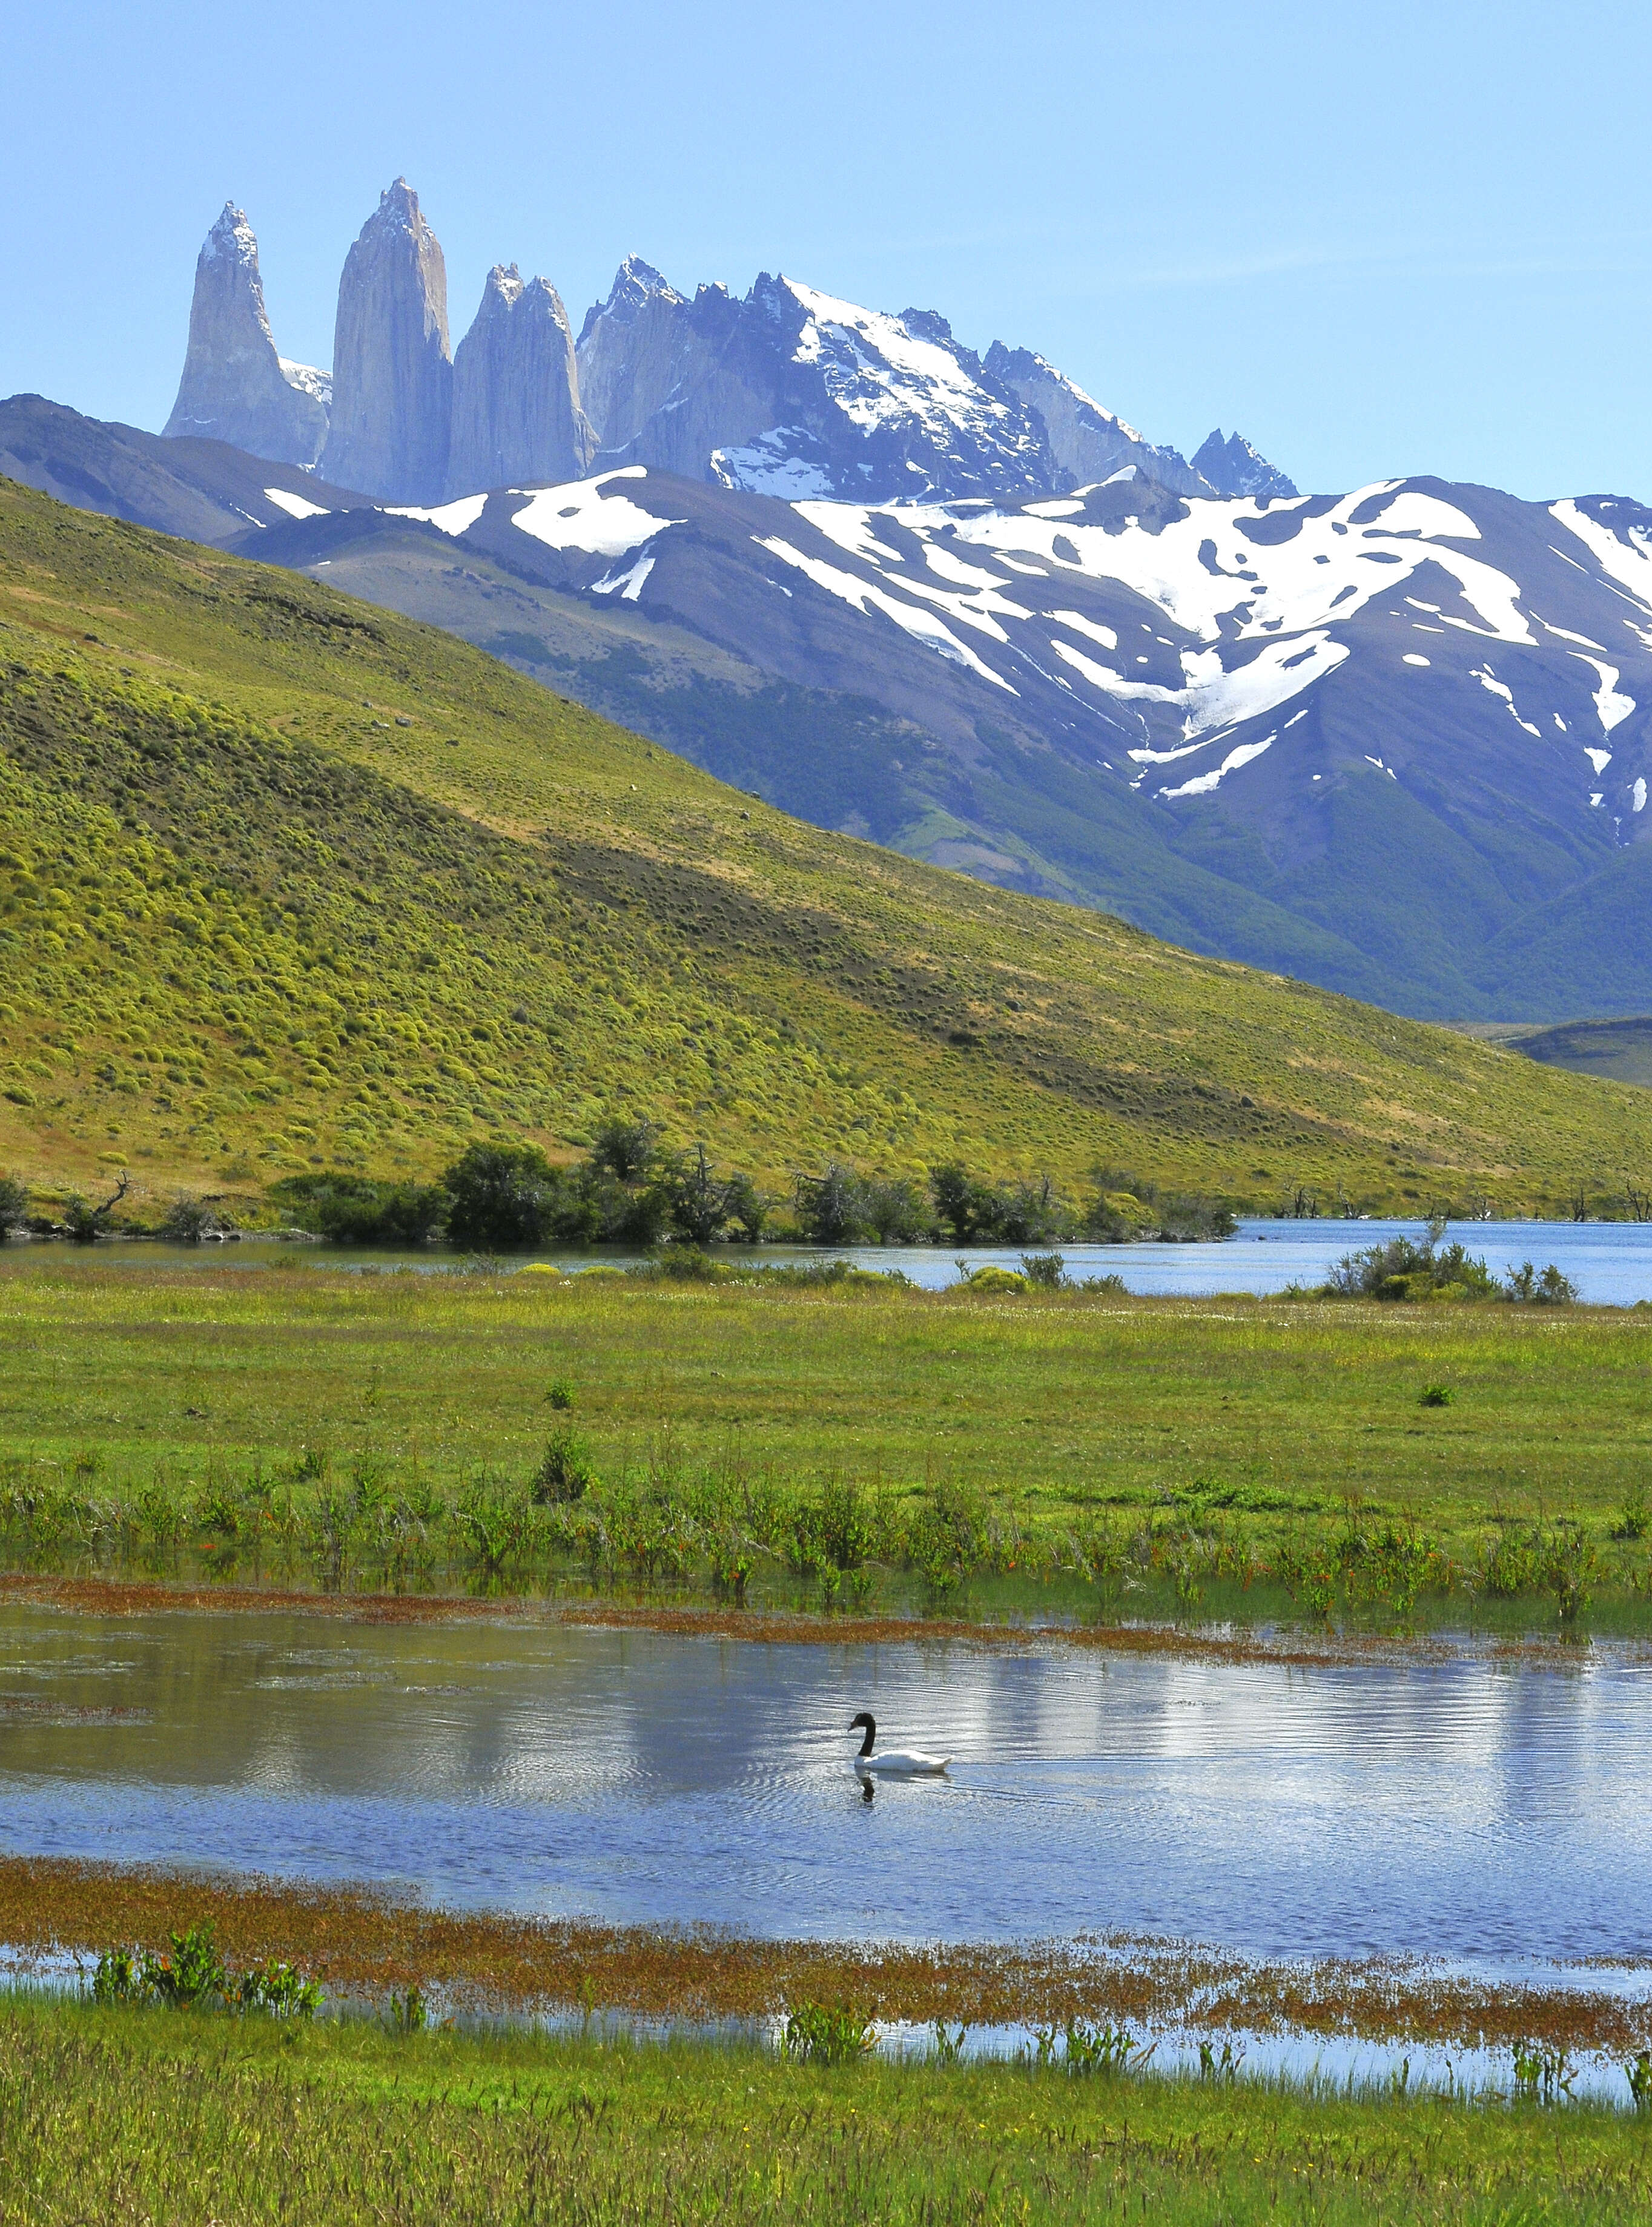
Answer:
[1571,654,1636,733]
[509,469,679,558]
[1159,731,1278,799]
[263,487,329,521]
[385,493,489,536]
[280,361,332,407]
[755,533,1018,690]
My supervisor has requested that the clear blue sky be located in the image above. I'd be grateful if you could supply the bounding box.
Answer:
[4,0,1647,500]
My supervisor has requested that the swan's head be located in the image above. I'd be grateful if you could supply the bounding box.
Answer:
[850,1710,876,1757]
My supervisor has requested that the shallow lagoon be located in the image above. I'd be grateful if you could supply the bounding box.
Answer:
[3,1604,1650,1976]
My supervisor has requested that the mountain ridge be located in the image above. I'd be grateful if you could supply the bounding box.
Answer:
[159,184,1289,509]
[7,391,1652,1021]
[4,469,1647,1210]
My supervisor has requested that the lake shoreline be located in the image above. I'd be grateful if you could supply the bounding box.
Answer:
[0,1568,1630,1672]
[2,1853,1648,2057]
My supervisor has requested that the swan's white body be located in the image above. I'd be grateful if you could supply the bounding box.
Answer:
[854,1747,950,1777]
[849,1711,949,1775]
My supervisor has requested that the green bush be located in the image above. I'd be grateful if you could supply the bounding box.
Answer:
[442,1142,564,1248]
[1504,1261,1579,1305]
[1326,1229,1501,1302]
[781,2003,875,2067]
[533,1427,595,1504]
[931,1164,1071,1246]
[160,1194,234,1243]
[795,1161,868,1244]
[269,1172,445,1245]
[0,1172,26,1236]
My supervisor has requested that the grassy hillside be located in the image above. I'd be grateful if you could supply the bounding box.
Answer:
[4,473,1652,1211]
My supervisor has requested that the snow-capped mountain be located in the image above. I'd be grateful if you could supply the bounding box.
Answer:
[210,457,1652,1018]
[17,176,1652,1023]
[156,183,1291,509]
[572,259,1286,505]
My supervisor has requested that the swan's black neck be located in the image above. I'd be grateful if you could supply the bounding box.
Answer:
[853,1712,876,1757]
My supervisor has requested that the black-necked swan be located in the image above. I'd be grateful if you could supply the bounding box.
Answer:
[849,1710,950,1775]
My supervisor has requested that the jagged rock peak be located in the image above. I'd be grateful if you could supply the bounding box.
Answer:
[202,201,259,275]
[320,177,452,504]
[1193,428,1298,501]
[369,176,429,242]
[984,342,1211,500]
[162,202,329,468]
[575,257,704,451]
[447,263,596,497]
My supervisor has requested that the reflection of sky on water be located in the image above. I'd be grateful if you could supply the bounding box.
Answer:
[1,1606,1650,1970]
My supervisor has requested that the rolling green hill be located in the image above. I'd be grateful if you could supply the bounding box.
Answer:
[4,472,1652,1216]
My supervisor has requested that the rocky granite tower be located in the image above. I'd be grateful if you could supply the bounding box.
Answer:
[446,266,596,495]
[320,179,451,503]
[162,205,329,467]
[575,256,693,452]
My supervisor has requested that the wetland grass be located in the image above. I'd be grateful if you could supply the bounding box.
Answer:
[5,1993,1652,2224]
[5,1255,1652,1635]
[7,1857,1652,2062]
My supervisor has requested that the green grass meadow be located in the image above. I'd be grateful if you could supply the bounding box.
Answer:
[4,1256,1650,1626]
[2,1996,1650,2226]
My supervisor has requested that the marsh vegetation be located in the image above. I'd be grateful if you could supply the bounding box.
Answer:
[2,1255,1650,1632]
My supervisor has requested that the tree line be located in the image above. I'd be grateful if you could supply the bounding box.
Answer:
[262,1126,1240,1250]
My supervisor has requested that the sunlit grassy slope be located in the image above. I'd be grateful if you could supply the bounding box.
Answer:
[3,473,1651,1207]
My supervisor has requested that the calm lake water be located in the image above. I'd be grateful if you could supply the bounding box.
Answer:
[3,1604,1650,1973]
[39,1218,1652,1305]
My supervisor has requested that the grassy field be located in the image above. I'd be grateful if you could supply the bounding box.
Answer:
[4,1255,1650,1628]
[6,475,1652,1214]
[1,1994,1650,2225]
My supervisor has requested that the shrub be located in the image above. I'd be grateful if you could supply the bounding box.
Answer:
[1504,1261,1579,1305]
[795,1162,868,1245]
[1326,1228,1500,1302]
[723,1171,769,1242]
[1020,1252,1066,1288]
[0,1173,26,1237]
[61,1195,107,1244]
[1419,1384,1453,1408]
[1155,1196,1239,1242]
[1613,1488,1650,1542]
[931,1164,1071,1245]
[269,1172,444,1245]
[533,1427,595,1504]
[547,1380,575,1411]
[140,1922,227,2008]
[237,1959,322,2019]
[160,1194,233,1242]
[442,1142,564,1248]
[589,1117,659,1183]
[959,1265,1028,1294]
[658,1143,741,1244]
[861,1175,932,1244]
[781,2002,875,2066]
